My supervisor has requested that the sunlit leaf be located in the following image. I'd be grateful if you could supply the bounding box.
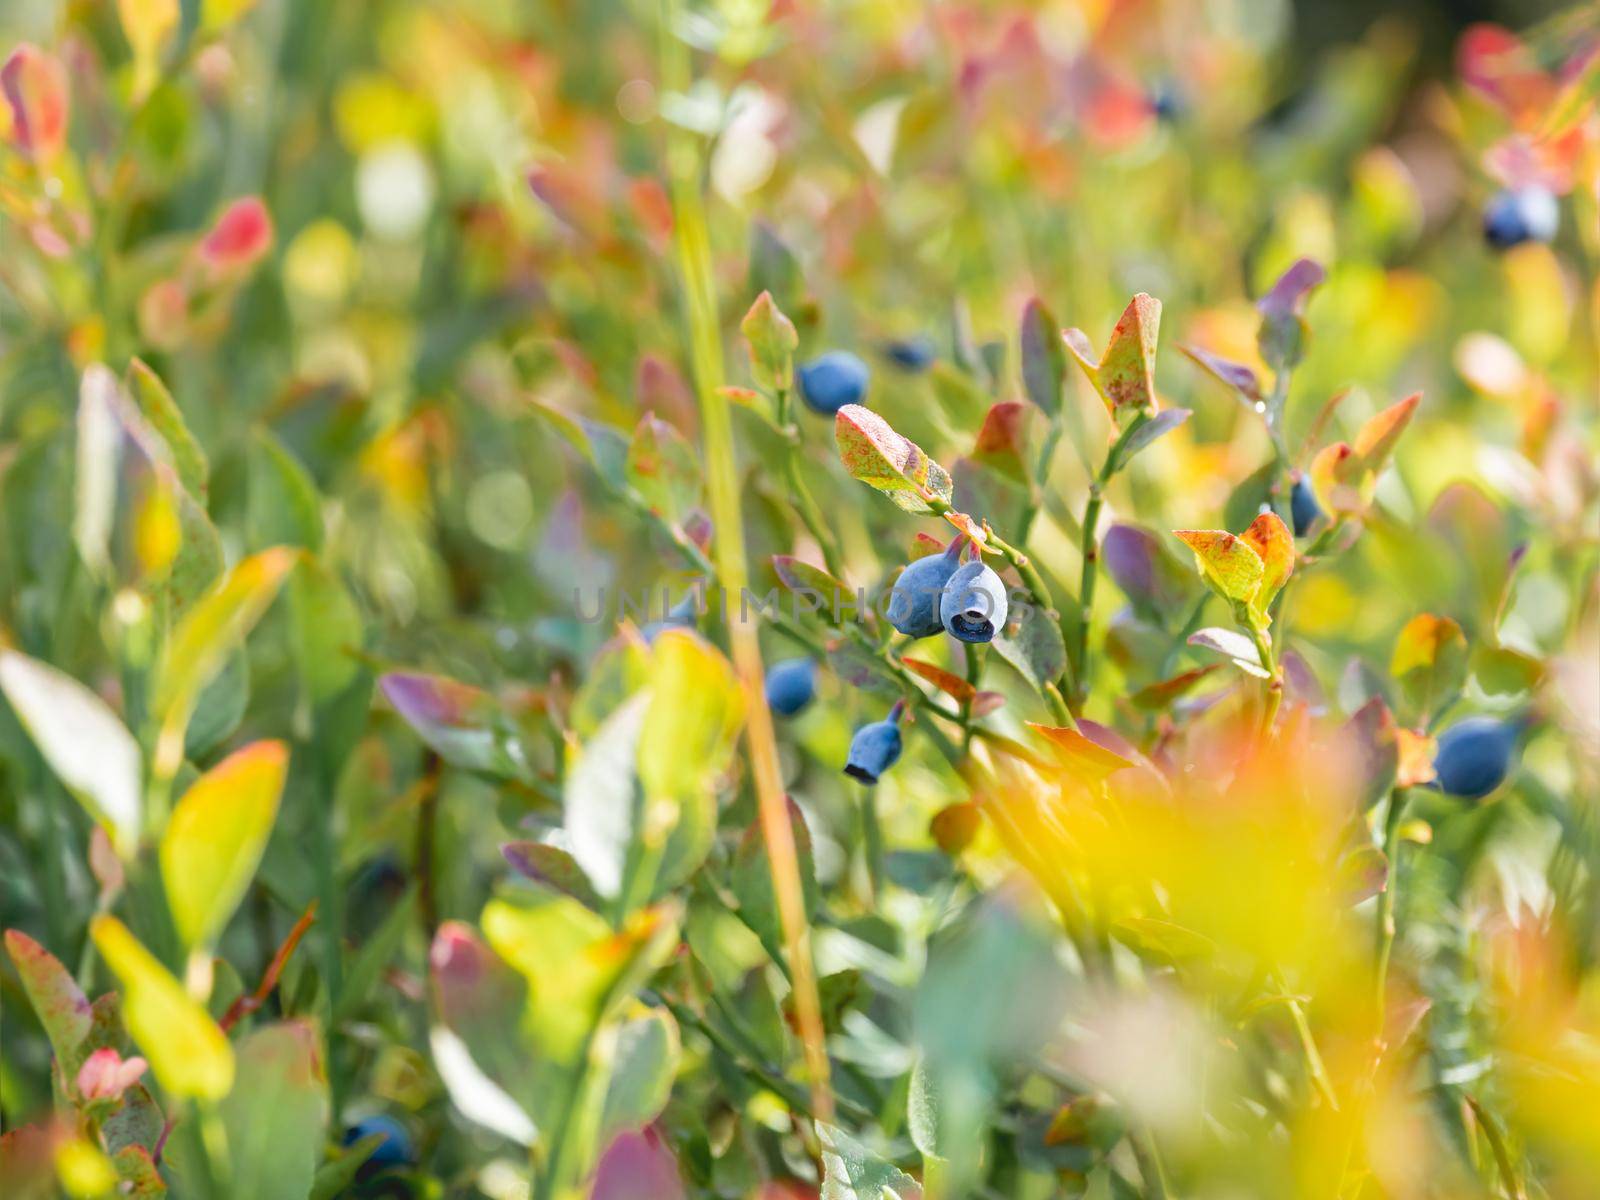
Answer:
[900,656,976,704]
[626,413,701,524]
[835,404,954,513]
[161,740,288,953]
[152,547,298,778]
[638,629,744,807]
[1389,613,1469,721]
[0,650,142,858]
[117,0,179,100]
[1173,530,1264,606]
[740,291,798,393]
[818,1122,924,1200]
[90,917,233,1100]
[1026,723,1134,783]
[1239,512,1295,615]
[1187,627,1270,678]
[1063,293,1161,426]
[74,365,121,578]
[1,43,70,161]
[127,359,207,498]
[1180,344,1262,403]
[1353,392,1422,471]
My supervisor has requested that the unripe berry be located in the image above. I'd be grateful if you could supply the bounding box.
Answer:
[797,350,870,414]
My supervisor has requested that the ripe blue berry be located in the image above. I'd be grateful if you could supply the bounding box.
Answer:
[1148,80,1185,122]
[1433,716,1519,800]
[765,657,817,717]
[844,704,905,785]
[797,350,870,414]
[888,547,963,639]
[883,335,936,373]
[1482,186,1559,250]
[343,1114,414,1171]
[940,560,1008,644]
[1290,475,1324,538]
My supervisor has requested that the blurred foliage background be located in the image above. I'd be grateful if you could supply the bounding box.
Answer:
[0,0,1596,1198]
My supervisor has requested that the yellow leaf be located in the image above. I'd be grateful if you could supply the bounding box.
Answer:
[133,476,182,581]
[152,547,298,778]
[161,740,289,953]
[1172,530,1264,606]
[1239,512,1295,616]
[116,0,179,99]
[90,916,234,1099]
[637,629,744,809]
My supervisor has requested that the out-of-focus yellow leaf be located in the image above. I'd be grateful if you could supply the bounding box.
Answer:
[637,629,744,809]
[151,547,298,778]
[133,477,181,581]
[1503,243,1570,365]
[160,740,289,953]
[1390,613,1468,720]
[90,916,234,1099]
[54,1136,119,1198]
[116,0,179,100]
[201,0,261,33]
[480,894,677,1061]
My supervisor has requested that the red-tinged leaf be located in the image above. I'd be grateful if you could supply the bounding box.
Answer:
[1240,512,1295,614]
[1,44,69,161]
[971,690,1006,717]
[1310,442,1367,515]
[1019,297,1065,416]
[1180,344,1262,402]
[200,197,274,277]
[1173,529,1265,605]
[1025,723,1134,782]
[740,291,798,393]
[380,671,529,779]
[1339,845,1389,906]
[834,404,953,513]
[3,930,92,1076]
[593,1127,686,1200]
[502,842,602,910]
[1341,697,1399,809]
[428,921,535,1104]
[1129,665,1220,710]
[900,656,976,703]
[971,401,1035,484]
[910,532,945,555]
[1396,727,1439,788]
[1353,393,1421,471]
[626,412,700,523]
[1065,294,1161,424]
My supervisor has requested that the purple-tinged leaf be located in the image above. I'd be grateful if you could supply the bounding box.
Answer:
[1019,298,1065,416]
[592,1128,685,1200]
[1117,407,1190,465]
[1340,697,1399,810]
[380,672,530,780]
[1257,258,1326,321]
[502,842,603,911]
[1101,524,1196,620]
[1180,344,1263,403]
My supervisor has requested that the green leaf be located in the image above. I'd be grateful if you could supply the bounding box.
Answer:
[3,930,92,1079]
[152,547,298,778]
[291,557,364,706]
[0,650,143,857]
[128,359,207,497]
[160,740,288,953]
[1019,298,1064,416]
[563,692,648,901]
[308,1137,382,1200]
[818,1123,924,1200]
[731,798,818,965]
[248,430,323,551]
[772,555,852,618]
[626,413,701,524]
[834,404,953,513]
[739,291,798,393]
[216,1021,329,1200]
[992,600,1067,695]
[600,1007,680,1142]
[1390,613,1469,722]
[334,886,417,1024]
[90,917,233,1100]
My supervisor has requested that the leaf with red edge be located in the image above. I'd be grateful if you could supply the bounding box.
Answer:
[626,412,700,523]
[1173,530,1264,605]
[1310,442,1367,515]
[971,401,1035,484]
[834,404,953,513]
[1240,512,1295,615]
[3,930,92,1079]
[1353,393,1421,471]
[0,44,69,162]
[900,656,976,704]
[1065,294,1162,425]
[1129,665,1221,710]
[739,291,798,393]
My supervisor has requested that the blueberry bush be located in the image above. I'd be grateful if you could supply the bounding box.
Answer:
[1,3,1597,1199]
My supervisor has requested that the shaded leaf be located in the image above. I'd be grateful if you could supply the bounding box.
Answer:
[740,291,798,393]
[601,1007,680,1142]
[731,798,818,963]
[1019,298,1064,416]
[1179,345,1262,403]
[626,413,701,523]
[1118,407,1190,465]
[819,1123,924,1200]
[1188,627,1270,678]
[380,672,530,780]
[216,1021,329,1200]
[1129,665,1221,710]
[128,359,207,497]
[502,842,603,910]
[3,930,92,1079]
[970,401,1036,485]
[992,600,1067,694]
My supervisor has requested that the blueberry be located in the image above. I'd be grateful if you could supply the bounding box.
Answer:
[797,350,870,414]
[1290,475,1324,538]
[939,560,1008,644]
[343,1114,414,1171]
[1148,80,1185,122]
[887,545,964,638]
[883,335,936,373]
[641,593,700,642]
[1432,716,1520,800]
[764,657,817,717]
[844,703,905,785]
[1483,186,1559,250]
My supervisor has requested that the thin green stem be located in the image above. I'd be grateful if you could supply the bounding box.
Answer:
[1373,788,1408,1022]
[1071,414,1149,708]
[1463,1093,1528,1200]
[1283,992,1339,1113]
[1248,621,1282,741]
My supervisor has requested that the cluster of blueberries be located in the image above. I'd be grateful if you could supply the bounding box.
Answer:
[781,317,1535,800]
